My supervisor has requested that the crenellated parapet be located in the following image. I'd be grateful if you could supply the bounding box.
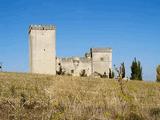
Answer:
[91,48,112,53]
[29,25,56,33]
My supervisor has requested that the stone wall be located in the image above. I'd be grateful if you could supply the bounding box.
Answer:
[56,57,91,76]
[56,48,112,77]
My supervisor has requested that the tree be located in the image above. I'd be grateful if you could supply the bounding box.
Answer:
[156,65,160,82]
[121,62,125,78]
[114,63,125,79]
[112,71,115,78]
[56,63,65,75]
[0,62,2,72]
[80,69,87,77]
[130,58,143,80]
[109,68,114,79]
[137,61,142,80]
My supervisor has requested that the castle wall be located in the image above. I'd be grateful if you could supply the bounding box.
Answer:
[57,57,91,76]
[29,25,56,75]
[29,25,112,77]
[56,48,112,77]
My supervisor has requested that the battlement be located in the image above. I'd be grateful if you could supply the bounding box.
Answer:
[59,57,91,63]
[29,25,56,33]
[91,48,112,53]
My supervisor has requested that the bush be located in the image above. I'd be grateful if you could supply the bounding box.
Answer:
[156,65,160,82]
[80,70,87,77]
[56,63,65,75]
[102,72,108,78]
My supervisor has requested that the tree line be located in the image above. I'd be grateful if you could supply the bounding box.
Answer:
[109,58,160,82]
[109,58,143,81]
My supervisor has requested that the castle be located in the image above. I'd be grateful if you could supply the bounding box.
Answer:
[29,25,112,77]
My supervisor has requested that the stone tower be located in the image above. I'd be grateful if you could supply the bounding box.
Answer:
[29,25,56,75]
[91,48,112,75]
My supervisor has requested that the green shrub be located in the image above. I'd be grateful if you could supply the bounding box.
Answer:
[156,65,160,82]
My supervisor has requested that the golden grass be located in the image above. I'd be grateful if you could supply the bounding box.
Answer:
[0,72,160,120]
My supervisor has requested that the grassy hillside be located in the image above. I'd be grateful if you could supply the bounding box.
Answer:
[0,72,160,120]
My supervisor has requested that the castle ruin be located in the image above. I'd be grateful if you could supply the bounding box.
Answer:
[29,25,112,77]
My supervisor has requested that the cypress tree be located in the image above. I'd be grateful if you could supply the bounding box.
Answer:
[138,61,142,80]
[130,58,143,80]
[130,58,137,80]
[112,71,115,79]
[157,65,160,82]
[121,62,125,78]
[109,68,114,79]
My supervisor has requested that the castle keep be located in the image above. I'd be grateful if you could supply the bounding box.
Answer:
[29,25,56,75]
[29,25,112,77]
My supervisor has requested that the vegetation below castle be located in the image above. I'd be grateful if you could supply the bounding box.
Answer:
[0,72,160,120]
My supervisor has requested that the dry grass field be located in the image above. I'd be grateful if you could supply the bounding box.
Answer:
[0,72,160,120]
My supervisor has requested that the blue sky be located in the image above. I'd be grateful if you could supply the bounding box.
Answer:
[0,0,160,80]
